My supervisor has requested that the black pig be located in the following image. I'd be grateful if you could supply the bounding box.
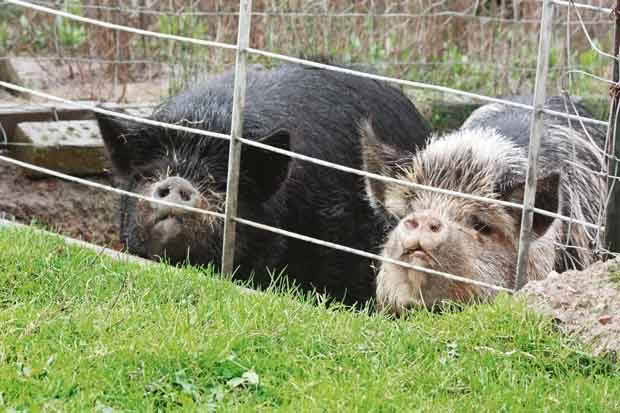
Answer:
[96,63,431,306]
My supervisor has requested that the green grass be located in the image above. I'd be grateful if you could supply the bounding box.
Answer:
[1,227,619,412]
[609,265,620,285]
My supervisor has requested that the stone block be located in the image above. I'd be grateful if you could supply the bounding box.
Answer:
[11,120,106,178]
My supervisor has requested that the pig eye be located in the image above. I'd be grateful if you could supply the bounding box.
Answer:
[470,216,492,235]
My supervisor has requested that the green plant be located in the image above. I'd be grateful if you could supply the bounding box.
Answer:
[55,0,86,50]
[19,14,48,51]
[157,13,212,95]
[578,43,604,69]
[159,14,208,41]
[0,21,9,51]
[609,265,620,285]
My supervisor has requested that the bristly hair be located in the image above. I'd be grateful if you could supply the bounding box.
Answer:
[394,127,526,200]
[545,124,606,270]
[387,124,606,273]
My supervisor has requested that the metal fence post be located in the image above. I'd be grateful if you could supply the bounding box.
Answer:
[605,2,620,255]
[514,0,554,290]
[222,0,253,275]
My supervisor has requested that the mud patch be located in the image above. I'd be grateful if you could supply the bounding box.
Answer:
[0,58,160,251]
[0,160,122,249]
[518,259,620,357]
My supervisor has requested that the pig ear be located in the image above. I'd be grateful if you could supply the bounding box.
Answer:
[96,111,157,176]
[359,118,406,210]
[241,129,291,201]
[501,172,561,237]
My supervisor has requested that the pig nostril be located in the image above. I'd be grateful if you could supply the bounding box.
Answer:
[405,218,419,230]
[157,186,170,199]
[429,222,441,233]
[153,177,199,205]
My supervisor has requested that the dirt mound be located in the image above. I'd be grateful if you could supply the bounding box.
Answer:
[518,259,620,357]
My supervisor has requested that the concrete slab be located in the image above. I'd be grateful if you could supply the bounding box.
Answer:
[11,120,107,177]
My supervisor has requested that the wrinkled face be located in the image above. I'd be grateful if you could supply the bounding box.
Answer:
[360,121,560,315]
[377,188,522,313]
[96,112,291,268]
[123,146,228,266]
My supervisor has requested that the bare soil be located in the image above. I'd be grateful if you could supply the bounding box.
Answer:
[0,160,122,249]
[518,259,620,357]
[1,57,164,249]
[4,57,169,103]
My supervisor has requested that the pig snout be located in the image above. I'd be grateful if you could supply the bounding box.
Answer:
[144,176,206,261]
[151,176,200,217]
[399,213,447,259]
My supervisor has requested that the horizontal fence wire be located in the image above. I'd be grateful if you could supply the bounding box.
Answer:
[13,0,613,19]
[4,0,237,50]
[0,0,613,296]
[3,1,610,127]
[0,75,608,233]
[6,134,619,187]
[0,73,607,229]
[0,148,515,294]
[232,217,515,294]
[0,82,230,141]
[6,0,613,106]
[3,56,609,73]
[235,137,606,231]
[0,154,226,220]
[0,82,598,292]
[0,57,610,77]
[551,0,612,13]
[245,49,611,128]
[3,138,620,189]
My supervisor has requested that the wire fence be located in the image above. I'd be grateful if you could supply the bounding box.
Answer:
[0,0,617,301]
[0,0,615,100]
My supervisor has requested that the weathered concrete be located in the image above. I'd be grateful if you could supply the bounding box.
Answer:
[0,103,154,140]
[1,104,153,177]
[11,120,107,177]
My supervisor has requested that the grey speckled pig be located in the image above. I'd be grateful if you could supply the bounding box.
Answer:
[361,96,606,314]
